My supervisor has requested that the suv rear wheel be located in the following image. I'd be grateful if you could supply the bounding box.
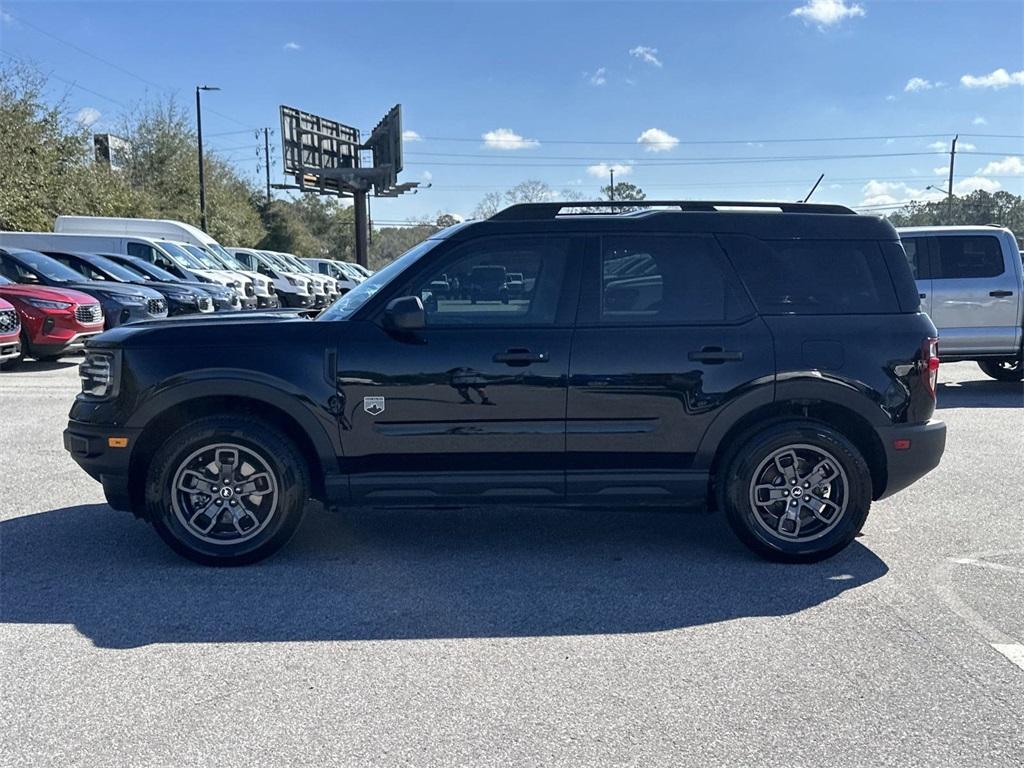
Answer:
[719,422,872,562]
[144,416,309,566]
[978,359,1024,382]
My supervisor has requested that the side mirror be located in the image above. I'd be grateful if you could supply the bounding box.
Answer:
[20,272,39,284]
[384,295,426,331]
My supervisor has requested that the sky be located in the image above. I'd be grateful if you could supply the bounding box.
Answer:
[1,0,1022,224]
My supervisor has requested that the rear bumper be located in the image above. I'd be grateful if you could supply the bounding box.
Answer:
[63,420,141,512]
[876,419,947,499]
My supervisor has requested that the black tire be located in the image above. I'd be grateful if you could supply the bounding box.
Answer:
[718,421,872,563]
[978,359,1023,382]
[144,416,309,566]
[500,290,510,305]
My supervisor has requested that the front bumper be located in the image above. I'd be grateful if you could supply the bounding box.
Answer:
[257,294,281,309]
[105,304,166,328]
[31,329,102,357]
[0,337,20,362]
[63,420,142,512]
[876,419,947,499]
[278,291,312,308]
[239,295,258,310]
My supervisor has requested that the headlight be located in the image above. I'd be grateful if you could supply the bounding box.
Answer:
[232,281,241,289]
[102,291,147,305]
[79,350,120,399]
[24,297,72,310]
[285,275,297,286]
[164,292,192,302]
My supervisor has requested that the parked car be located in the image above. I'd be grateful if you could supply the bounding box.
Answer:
[0,248,167,329]
[99,253,241,312]
[0,274,104,360]
[466,264,510,304]
[228,248,312,308]
[898,225,1023,381]
[0,296,21,368]
[0,231,248,302]
[41,251,216,316]
[63,200,946,566]
[263,250,334,306]
[302,258,360,295]
[200,248,279,309]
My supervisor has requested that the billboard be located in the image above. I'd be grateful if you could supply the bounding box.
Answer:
[363,105,403,195]
[279,105,360,194]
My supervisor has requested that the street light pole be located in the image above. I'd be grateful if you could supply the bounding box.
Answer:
[195,85,220,231]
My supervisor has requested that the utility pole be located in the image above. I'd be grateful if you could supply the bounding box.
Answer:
[946,135,958,223]
[195,85,220,231]
[263,127,271,204]
[609,168,615,200]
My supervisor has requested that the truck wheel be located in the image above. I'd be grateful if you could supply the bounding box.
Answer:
[978,359,1023,382]
[144,416,309,566]
[719,422,872,563]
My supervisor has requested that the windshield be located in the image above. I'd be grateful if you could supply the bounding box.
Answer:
[9,249,87,283]
[318,238,440,321]
[0,275,11,285]
[260,251,296,272]
[84,254,146,283]
[125,258,177,282]
[207,242,236,263]
[182,244,223,270]
[158,241,207,270]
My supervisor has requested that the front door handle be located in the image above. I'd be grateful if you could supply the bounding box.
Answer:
[919,293,927,299]
[989,290,1013,298]
[493,348,548,366]
[688,347,744,364]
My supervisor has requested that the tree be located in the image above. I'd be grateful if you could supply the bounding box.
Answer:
[886,190,1024,233]
[257,200,320,255]
[472,181,590,219]
[601,181,646,202]
[436,212,460,228]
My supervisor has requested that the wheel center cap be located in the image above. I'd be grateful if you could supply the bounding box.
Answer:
[220,487,233,498]
[792,487,803,497]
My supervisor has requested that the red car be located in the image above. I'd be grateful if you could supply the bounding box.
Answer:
[0,275,104,361]
[0,296,20,368]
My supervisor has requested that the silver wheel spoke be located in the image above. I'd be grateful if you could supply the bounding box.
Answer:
[774,450,800,484]
[236,472,272,496]
[778,506,801,537]
[188,500,221,534]
[231,506,261,536]
[804,493,842,524]
[801,460,839,488]
[754,484,789,504]
[175,469,215,495]
[215,447,239,483]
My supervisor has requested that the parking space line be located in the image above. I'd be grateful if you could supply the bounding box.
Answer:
[991,644,1024,672]
[948,557,1024,576]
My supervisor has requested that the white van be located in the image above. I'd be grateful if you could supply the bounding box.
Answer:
[53,216,272,306]
[0,231,249,300]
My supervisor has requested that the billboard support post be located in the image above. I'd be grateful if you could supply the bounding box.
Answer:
[353,189,369,268]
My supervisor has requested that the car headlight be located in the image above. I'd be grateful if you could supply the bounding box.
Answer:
[164,292,192,302]
[102,291,147,305]
[24,297,72,310]
[79,349,120,399]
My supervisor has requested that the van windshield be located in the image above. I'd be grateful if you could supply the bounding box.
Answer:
[182,244,223,270]
[318,238,440,321]
[158,241,207,270]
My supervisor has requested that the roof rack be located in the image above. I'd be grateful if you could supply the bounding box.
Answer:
[489,200,857,221]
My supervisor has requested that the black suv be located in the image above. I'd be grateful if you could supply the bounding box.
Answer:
[63,201,946,566]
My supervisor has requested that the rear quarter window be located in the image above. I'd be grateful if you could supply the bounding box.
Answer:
[718,236,901,315]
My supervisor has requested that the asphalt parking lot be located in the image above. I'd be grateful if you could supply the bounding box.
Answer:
[1,359,1022,767]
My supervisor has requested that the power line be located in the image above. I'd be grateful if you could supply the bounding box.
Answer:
[0,50,129,108]
[3,10,252,129]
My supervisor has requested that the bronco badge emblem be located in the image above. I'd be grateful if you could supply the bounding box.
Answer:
[363,396,385,415]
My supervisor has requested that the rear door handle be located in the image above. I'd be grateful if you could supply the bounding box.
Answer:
[493,348,548,366]
[688,347,744,364]
[919,293,927,299]
[989,290,1013,298]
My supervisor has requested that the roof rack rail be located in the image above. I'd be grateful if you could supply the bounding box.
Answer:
[489,200,857,221]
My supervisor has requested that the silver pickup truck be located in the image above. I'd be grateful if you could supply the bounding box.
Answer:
[898,226,1023,381]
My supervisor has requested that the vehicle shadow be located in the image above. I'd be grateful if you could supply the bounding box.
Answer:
[936,379,1023,409]
[0,504,888,649]
[5,358,79,373]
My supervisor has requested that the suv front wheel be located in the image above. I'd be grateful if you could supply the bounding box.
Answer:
[719,422,872,562]
[144,416,309,566]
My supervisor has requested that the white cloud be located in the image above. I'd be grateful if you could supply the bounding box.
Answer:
[790,0,865,27]
[885,94,897,102]
[283,41,301,51]
[904,77,934,92]
[960,142,976,152]
[885,138,895,145]
[1,10,13,24]
[587,162,633,178]
[933,166,949,175]
[972,116,988,126]
[978,156,1024,176]
[859,180,944,208]
[587,67,607,86]
[402,129,422,142]
[636,128,678,152]
[75,107,101,127]
[481,128,540,150]
[629,46,662,68]
[927,141,949,152]
[960,68,1024,89]
[954,176,1001,195]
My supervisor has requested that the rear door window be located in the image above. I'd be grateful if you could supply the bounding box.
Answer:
[595,235,752,325]
[719,236,900,315]
[931,236,1005,279]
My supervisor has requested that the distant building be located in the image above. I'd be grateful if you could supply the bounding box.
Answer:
[93,134,131,171]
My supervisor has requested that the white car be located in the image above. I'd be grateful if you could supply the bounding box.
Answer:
[302,258,361,294]
[263,250,334,307]
[228,248,314,309]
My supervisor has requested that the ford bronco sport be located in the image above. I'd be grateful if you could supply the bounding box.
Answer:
[64,201,946,566]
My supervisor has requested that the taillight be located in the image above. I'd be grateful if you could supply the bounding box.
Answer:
[922,337,940,399]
